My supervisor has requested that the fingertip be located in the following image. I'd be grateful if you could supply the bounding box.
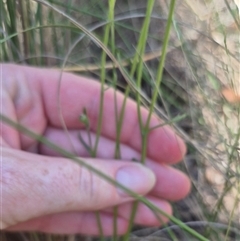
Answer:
[148,125,186,164]
[139,198,172,226]
[152,201,172,226]
[173,133,187,162]
[114,197,172,227]
[168,170,191,201]
[148,163,191,201]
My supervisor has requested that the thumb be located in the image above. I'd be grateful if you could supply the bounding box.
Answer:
[2,148,155,229]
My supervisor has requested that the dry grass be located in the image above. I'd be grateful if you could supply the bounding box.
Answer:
[1,0,240,240]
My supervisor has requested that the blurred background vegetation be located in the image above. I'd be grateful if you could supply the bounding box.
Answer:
[1,0,240,240]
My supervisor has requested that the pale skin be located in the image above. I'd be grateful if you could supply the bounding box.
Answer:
[1,64,191,235]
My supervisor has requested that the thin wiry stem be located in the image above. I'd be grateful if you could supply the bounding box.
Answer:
[0,113,210,241]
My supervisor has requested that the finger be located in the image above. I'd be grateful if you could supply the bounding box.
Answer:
[3,64,185,164]
[8,197,171,234]
[40,128,190,201]
[39,128,141,160]
[2,64,47,149]
[2,148,155,229]
[40,126,183,168]
[39,69,186,164]
[104,196,172,226]
[7,212,128,235]
[0,91,20,149]
[147,161,191,201]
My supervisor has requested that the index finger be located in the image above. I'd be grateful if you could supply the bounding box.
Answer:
[5,64,186,164]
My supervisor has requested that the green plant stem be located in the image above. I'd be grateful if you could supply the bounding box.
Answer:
[224,126,240,240]
[92,0,114,156]
[33,0,143,97]
[122,2,155,240]
[0,24,83,44]
[95,212,105,241]
[48,0,60,58]
[19,0,30,60]
[145,0,176,129]
[35,3,45,66]
[106,1,120,240]
[0,114,210,241]
[224,0,240,31]
[91,0,116,239]
[5,0,20,59]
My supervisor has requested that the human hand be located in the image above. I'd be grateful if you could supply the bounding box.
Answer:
[1,64,190,235]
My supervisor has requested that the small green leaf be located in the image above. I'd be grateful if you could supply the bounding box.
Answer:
[79,108,89,127]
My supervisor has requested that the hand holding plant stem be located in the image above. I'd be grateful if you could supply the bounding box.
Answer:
[1,64,190,235]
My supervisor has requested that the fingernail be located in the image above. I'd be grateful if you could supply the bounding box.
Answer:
[116,164,156,197]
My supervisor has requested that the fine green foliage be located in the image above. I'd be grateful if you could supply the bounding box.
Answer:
[1,0,240,241]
